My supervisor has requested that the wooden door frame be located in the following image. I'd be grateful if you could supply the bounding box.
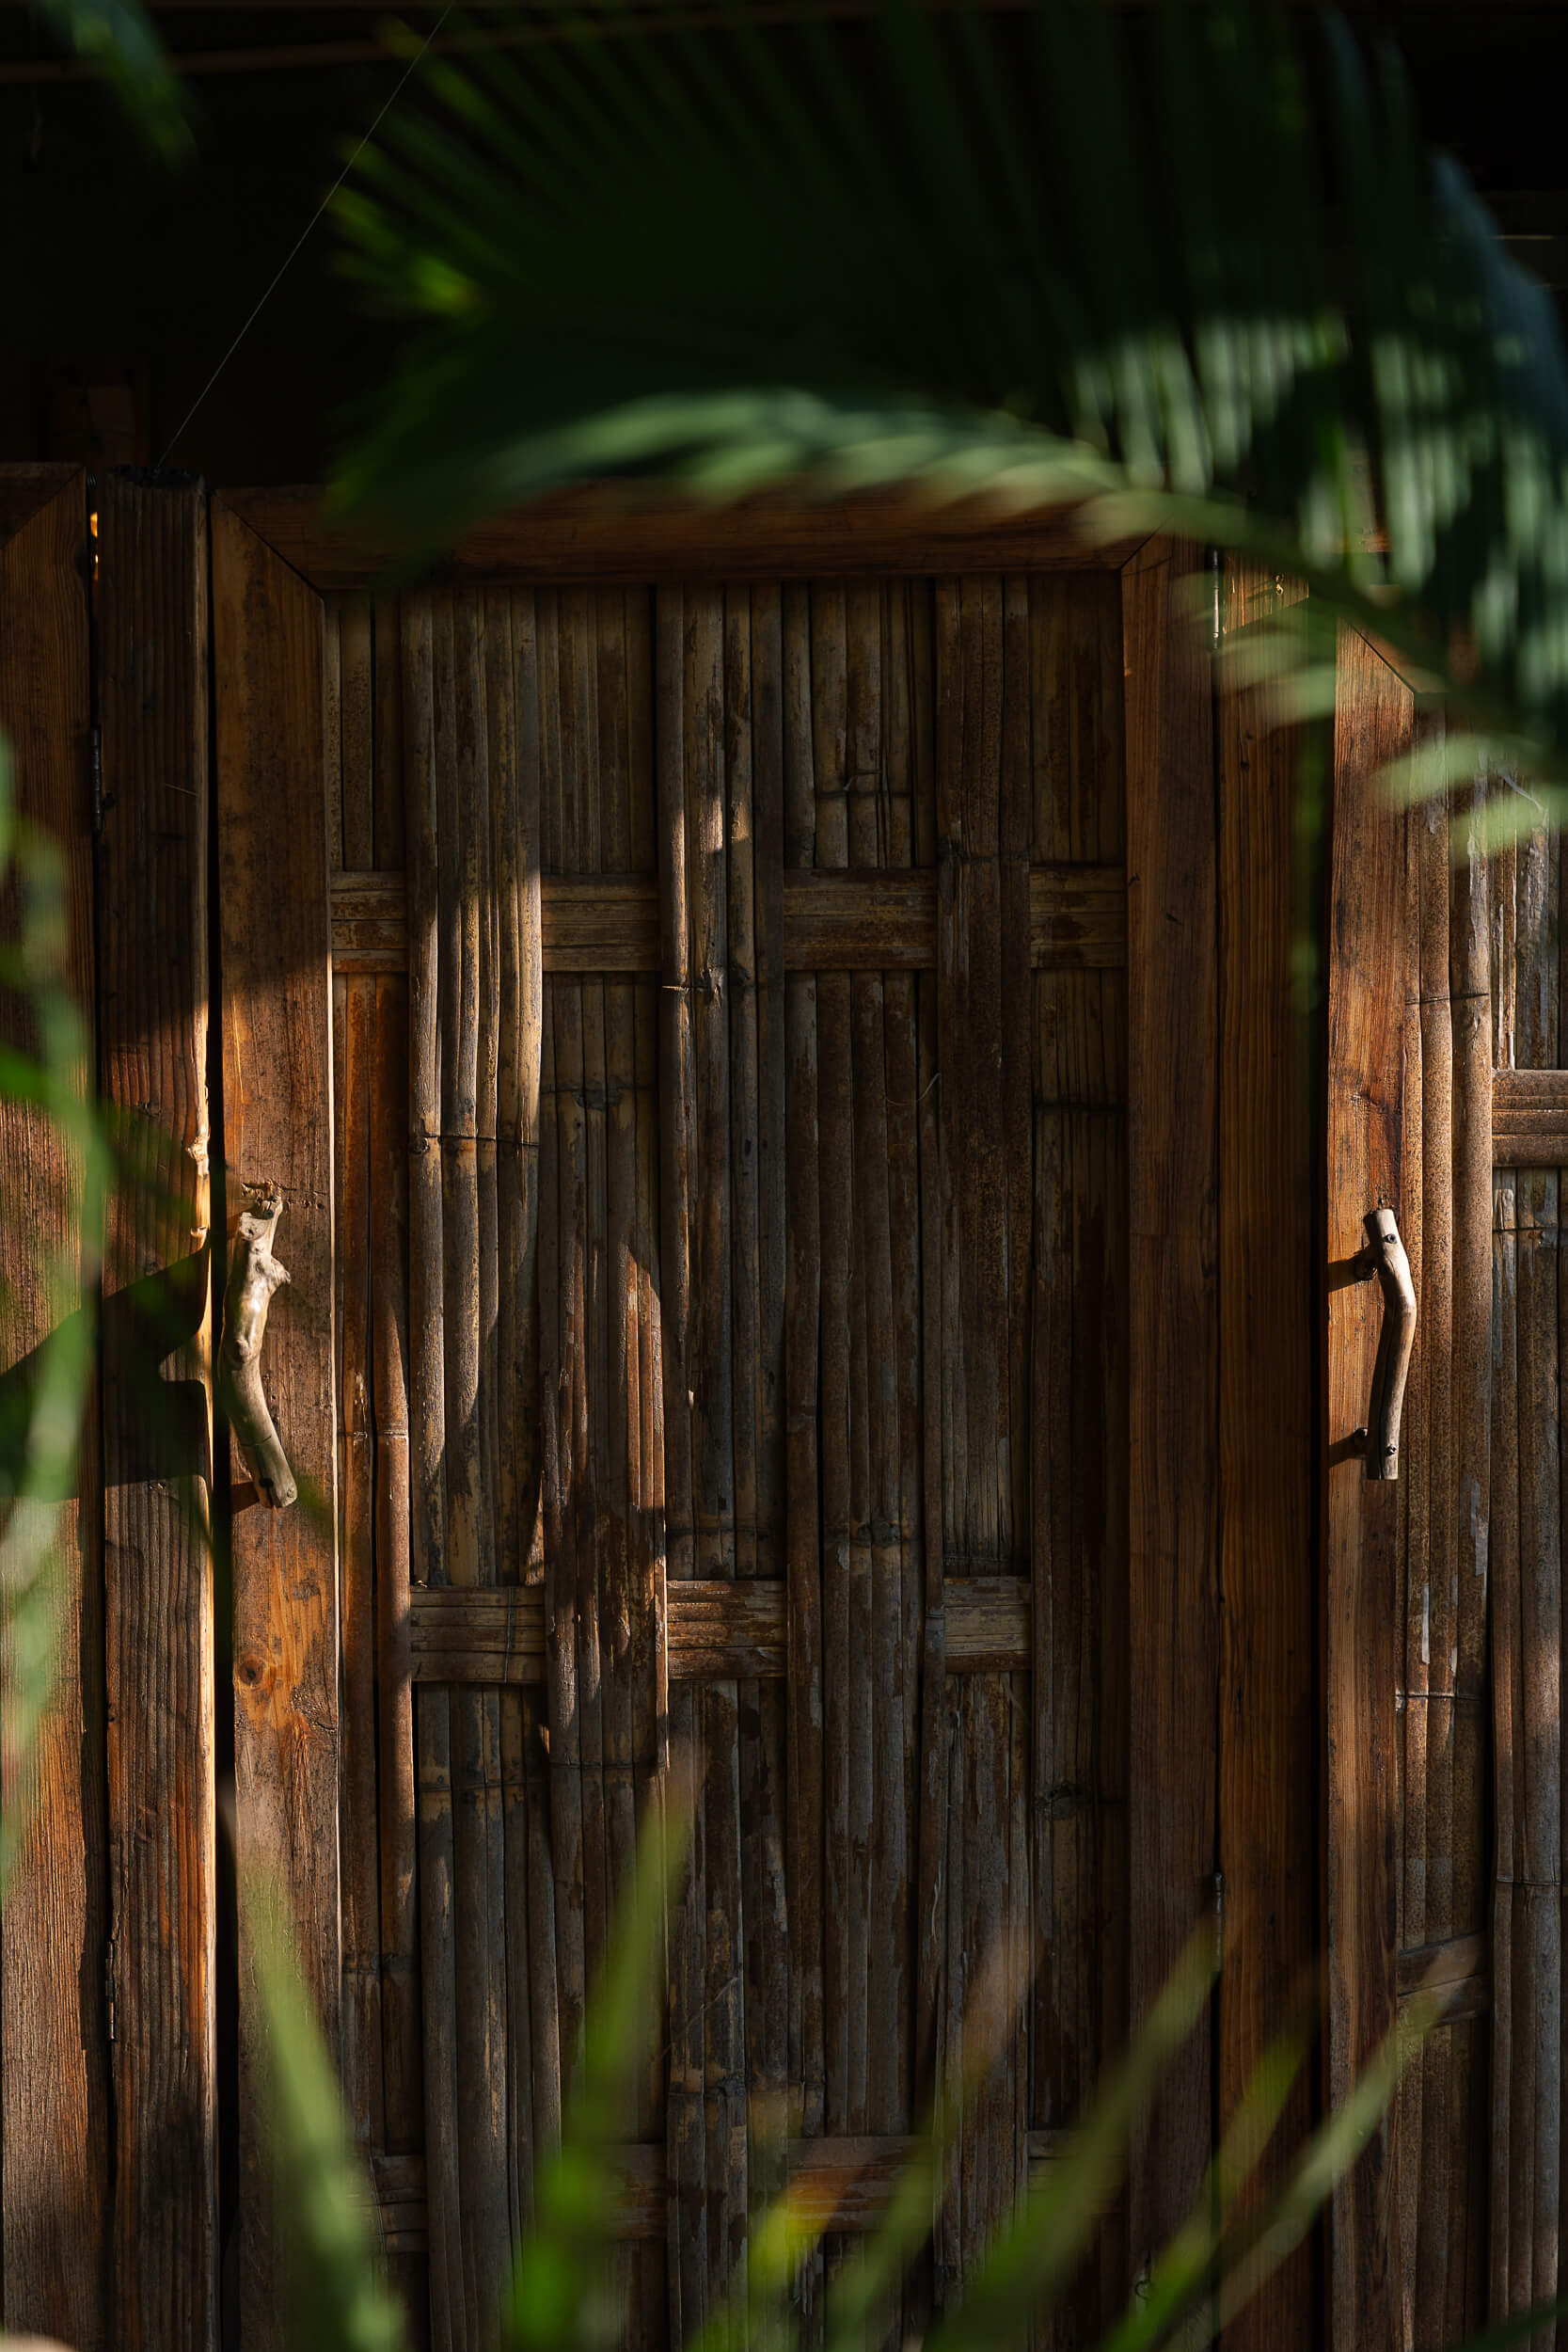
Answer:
[208,489,1321,2347]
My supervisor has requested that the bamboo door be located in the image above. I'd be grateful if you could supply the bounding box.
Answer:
[211,501,1222,2352]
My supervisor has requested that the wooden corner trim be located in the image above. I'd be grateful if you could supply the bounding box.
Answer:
[0,463,87,555]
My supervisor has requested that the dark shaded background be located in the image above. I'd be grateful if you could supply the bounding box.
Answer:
[3,1,1568,491]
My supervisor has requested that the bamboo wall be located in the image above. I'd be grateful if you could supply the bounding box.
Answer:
[321,573,1131,2350]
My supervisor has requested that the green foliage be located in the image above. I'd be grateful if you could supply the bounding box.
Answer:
[245,1870,409,2352]
[0,744,113,1890]
[34,0,191,160]
[231,1780,1516,2352]
[331,1,1568,796]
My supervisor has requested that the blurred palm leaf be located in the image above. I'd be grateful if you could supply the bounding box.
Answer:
[0,746,112,1888]
[36,0,190,159]
[245,1869,409,2352]
[334,0,1568,774]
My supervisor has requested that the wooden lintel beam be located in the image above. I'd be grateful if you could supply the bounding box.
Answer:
[331,866,1125,977]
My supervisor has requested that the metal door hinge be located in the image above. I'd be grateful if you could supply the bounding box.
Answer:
[104,1934,117,2041]
[88,726,103,836]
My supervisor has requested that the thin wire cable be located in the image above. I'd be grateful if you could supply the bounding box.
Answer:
[155,6,451,470]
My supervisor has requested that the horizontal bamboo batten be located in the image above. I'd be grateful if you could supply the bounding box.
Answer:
[329,865,1126,975]
[409,1576,1034,1683]
[372,2127,1083,2254]
[1492,1065,1568,1163]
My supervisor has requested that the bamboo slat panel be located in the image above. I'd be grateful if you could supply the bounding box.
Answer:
[318,568,1132,2352]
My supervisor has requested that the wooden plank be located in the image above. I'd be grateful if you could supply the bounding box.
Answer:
[0,469,110,2350]
[212,495,341,2349]
[1214,565,1315,2352]
[1324,626,1414,2352]
[1123,535,1218,2280]
[329,864,1126,975]
[97,471,217,2352]
[218,485,1146,592]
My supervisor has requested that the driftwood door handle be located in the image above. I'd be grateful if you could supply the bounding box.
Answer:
[1358,1207,1416,1483]
[219,1186,297,1508]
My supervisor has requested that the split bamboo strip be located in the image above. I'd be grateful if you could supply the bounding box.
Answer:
[1124,539,1217,2293]
[686,586,747,2302]
[403,590,465,2350]
[598,589,640,1944]
[560,590,610,1992]
[745,582,792,2220]
[446,593,511,2339]
[372,593,404,867]
[783,573,826,2347]
[657,584,708,2340]
[843,581,880,2156]
[341,593,375,871]
[813,580,857,2169]
[1027,568,1129,2342]
[370,969,420,2169]
[535,593,581,2111]
[335,967,385,2155]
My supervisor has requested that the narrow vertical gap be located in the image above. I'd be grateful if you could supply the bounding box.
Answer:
[83,461,118,2340]
[1205,541,1226,2280]
[204,493,241,2352]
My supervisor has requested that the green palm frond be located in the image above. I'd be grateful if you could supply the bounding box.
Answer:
[36,0,190,159]
[332,0,1568,776]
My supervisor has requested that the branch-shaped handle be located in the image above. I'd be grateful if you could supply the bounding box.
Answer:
[220,1186,297,1509]
[1362,1207,1416,1483]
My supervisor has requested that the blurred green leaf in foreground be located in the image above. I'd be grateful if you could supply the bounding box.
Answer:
[333,0,1568,812]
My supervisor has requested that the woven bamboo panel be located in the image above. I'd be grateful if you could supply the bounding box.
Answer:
[323,574,1129,2351]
